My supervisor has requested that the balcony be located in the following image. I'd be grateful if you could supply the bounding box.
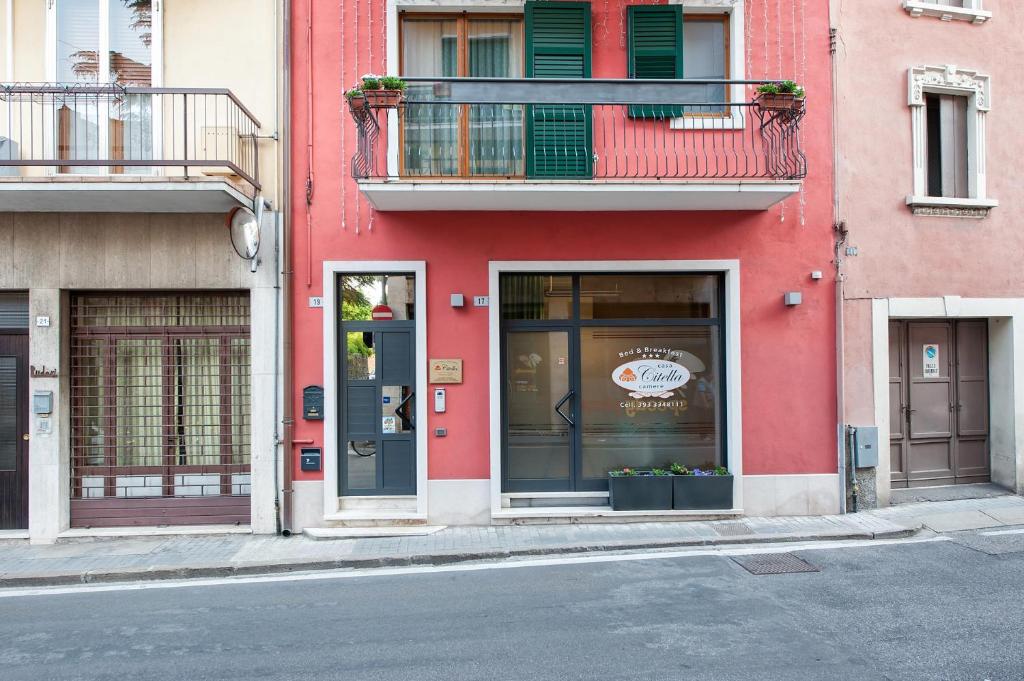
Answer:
[350,78,806,212]
[0,84,261,212]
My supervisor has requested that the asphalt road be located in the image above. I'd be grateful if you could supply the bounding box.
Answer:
[2,529,1023,681]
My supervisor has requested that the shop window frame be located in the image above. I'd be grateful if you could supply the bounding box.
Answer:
[498,272,728,493]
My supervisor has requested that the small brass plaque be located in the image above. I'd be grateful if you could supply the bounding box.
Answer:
[429,359,463,384]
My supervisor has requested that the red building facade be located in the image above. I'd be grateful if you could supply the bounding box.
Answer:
[287,0,836,529]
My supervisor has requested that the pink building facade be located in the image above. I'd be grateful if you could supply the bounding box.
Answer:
[834,1,1024,508]
[286,0,837,530]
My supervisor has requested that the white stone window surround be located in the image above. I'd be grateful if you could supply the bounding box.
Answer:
[907,64,998,217]
[902,0,991,25]
[384,0,747,133]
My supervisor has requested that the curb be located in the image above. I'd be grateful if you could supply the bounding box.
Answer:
[0,524,920,589]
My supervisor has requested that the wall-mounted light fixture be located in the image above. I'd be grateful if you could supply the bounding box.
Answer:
[450,294,465,308]
[784,292,802,306]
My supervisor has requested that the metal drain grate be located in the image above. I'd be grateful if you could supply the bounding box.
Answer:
[731,553,820,575]
[714,522,753,537]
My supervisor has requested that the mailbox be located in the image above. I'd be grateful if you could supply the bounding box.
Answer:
[33,390,53,415]
[853,426,879,468]
[300,447,322,472]
[303,385,324,420]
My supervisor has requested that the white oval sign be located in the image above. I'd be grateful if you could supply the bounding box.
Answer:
[612,360,690,398]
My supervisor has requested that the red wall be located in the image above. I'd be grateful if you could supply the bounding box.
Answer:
[290,0,837,483]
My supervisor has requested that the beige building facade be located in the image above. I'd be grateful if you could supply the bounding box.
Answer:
[0,0,285,541]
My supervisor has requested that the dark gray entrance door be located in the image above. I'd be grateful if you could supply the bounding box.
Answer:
[0,333,28,529]
[889,320,989,488]
[341,323,417,495]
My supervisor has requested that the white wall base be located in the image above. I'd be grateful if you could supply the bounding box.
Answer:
[743,474,841,516]
[290,480,325,532]
[428,479,490,526]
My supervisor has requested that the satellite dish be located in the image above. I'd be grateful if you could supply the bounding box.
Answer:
[226,205,261,260]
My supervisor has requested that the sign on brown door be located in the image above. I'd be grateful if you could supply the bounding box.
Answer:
[0,334,29,530]
[890,320,990,488]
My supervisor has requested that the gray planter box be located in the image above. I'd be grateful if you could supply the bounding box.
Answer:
[672,475,734,510]
[608,474,673,511]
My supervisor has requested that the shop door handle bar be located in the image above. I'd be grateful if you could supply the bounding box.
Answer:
[396,392,415,431]
[555,390,575,428]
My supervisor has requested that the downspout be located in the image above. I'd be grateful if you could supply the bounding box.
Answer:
[829,5,849,514]
[280,0,295,534]
[304,0,314,288]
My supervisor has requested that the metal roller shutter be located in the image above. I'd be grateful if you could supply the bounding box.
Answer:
[69,292,252,528]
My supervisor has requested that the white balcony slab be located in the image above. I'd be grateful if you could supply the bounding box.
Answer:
[0,177,254,213]
[359,180,801,212]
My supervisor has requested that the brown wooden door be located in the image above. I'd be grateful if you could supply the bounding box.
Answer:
[0,333,29,530]
[889,320,989,488]
[954,321,990,482]
[889,321,908,487]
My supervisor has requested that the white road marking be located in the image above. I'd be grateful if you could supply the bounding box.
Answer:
[980,528,1024,537]
[0,535,951,600]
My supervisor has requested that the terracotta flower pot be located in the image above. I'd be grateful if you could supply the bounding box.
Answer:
[755,92,805,112]
[363,88,404,108]
[347,95,367,112]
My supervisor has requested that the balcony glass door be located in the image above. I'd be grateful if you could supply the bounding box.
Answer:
[54,0,155,174]
[400,15,524,177]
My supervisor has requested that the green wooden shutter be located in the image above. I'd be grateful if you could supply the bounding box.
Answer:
[628,5,684,119]
[525,1,592,178]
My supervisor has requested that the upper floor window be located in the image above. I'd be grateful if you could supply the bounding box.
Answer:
[400,14,525,177]
[50,0,160,174]
[902,0,990,24]
[924,93,968,199]
[907,65,997,217]
[627,6,729,118]
[56,0,155,86]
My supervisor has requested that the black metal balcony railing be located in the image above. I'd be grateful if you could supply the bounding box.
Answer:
[350,78,806,183]
[0,83,261,193]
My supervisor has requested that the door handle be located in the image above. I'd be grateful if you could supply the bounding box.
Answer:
[395,391,415,431]
[22,433,29,441]
[554,390,575,428]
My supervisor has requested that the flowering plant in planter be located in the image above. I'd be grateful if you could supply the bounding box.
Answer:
[754,80,805,112]
[669,463,733,510]
[345,86,366,112]
[360,73,407,108]
[608,467,672,511]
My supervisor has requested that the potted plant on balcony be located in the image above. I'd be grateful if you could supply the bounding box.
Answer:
[669,463,734,510]
[361,74,407,108]
[754,80,805,112]
[608,467,673,511]
[345,86,367,113]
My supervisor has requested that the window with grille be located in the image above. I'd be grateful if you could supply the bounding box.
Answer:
[70,293,251,500]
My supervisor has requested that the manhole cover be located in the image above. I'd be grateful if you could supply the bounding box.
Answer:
[731,553,820,575]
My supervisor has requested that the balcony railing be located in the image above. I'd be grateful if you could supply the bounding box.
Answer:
[349,78,806,183]
[0,83,261,194]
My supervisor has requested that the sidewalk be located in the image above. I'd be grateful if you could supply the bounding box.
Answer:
[2,494,1022,588]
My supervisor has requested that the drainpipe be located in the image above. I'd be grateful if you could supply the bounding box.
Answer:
[829,4,849,514]
[304,0,314,288]
[279,0,295,535]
